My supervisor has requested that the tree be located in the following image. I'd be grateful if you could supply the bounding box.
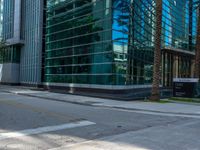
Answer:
[0,40,6,49]
[149,0,163,101]
[0,40,7,63]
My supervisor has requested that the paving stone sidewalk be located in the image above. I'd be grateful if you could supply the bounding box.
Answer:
[0,85,200,117]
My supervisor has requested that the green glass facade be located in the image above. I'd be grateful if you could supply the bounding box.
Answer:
[45,0,114,85]
[45,0,197,87]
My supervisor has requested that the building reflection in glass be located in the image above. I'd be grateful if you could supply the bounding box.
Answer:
[45,0,197,87]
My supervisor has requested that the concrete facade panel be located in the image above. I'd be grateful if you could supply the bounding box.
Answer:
[0,63,19,83]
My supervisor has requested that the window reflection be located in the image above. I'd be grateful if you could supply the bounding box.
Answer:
[45,0,197,86]
[45,0,113,85]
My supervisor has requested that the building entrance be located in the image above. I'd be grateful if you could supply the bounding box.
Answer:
[162,49,194,87]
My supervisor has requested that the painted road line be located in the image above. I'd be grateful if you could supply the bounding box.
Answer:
[0,120,95,140]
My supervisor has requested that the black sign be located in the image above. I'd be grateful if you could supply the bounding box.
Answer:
[173,82,196,98]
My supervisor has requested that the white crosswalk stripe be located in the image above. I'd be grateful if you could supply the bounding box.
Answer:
[0,120,95,140]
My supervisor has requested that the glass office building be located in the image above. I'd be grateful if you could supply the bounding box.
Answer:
[45,0,197,89]
[0,0,198,95]
[161,0,197,87]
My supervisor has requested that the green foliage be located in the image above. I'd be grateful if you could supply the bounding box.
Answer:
[0,40,7,63]
[0,40,6,49]
[169,97,200,103]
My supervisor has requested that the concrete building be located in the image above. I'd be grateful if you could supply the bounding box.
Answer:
[0,0,198,98]
[0,0,44,86]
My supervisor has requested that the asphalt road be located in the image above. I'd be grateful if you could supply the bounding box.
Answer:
[0,91,200,150]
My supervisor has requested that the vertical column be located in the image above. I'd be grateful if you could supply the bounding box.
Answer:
[13,0,21,42]
[191,58,195,77]
[188,0,193,50]
[161,52,164,86]
[173,55,179,78]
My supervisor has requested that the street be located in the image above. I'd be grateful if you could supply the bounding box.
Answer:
[0,90,200,150]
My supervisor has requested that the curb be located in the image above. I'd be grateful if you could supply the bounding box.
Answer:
[1,89,200,118]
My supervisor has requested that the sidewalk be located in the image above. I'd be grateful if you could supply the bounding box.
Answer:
[0,85,200,117]
[51,119,200,150]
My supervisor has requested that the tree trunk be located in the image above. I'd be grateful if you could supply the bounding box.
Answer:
[195,9,200,79]
[150,0,162,101]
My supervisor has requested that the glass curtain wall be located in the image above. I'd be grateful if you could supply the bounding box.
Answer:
[45,0,113,85]
[2,0,14,39]
[45,0,197,87]
[112,0,155,85]
[162,0,196,51]
[162,0,197,87]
